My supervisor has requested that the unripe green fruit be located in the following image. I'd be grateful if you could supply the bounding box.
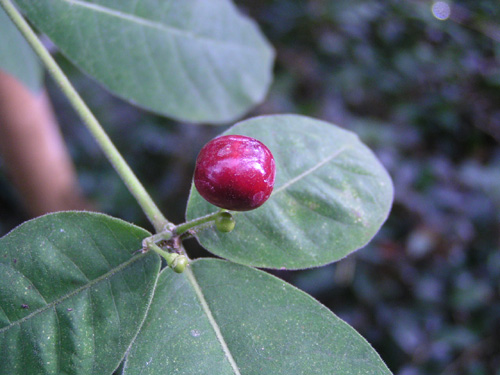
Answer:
[215,212,236,233]
[171,255,188,273]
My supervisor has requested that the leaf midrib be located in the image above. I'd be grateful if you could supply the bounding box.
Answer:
[0,252,149,334]
[185,267,242,375]
[192,145,353,225]
[272,145,351,196]
[61,0,257,51]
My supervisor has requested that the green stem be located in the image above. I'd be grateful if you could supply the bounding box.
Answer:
[0,0,168,232]
[147,242,189,273]
[145,230,174,245]
[147,242,177,264]
[174,210,225,236]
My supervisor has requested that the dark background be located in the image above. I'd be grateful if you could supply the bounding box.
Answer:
[1,1,499,374]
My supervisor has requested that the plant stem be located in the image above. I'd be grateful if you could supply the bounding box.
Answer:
[147,242,176,263]
[0,0,168,232]
[174,210,224,236]
[147,242,189,273]
[145,230,174,245]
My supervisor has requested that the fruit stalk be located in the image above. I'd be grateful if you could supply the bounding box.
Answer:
[174,210,224,236]
[146,241,188,273]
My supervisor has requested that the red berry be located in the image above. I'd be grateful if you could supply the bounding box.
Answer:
[194,135,276,211]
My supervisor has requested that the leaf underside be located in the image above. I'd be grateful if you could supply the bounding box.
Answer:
[0,212,160,375]
[186,114,394,269]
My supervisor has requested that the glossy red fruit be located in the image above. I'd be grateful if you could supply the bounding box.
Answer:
[194,135,276,211]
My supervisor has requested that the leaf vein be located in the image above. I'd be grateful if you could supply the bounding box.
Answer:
[2,262,49,305]
[272,145,352,196]
[240,215,291,260]
[61,0,258,51]
[0,303,12,324]
[185,268,242,375]
[53,305,62,375]
[45,235,91,282]
[87,286,97,373]
[172,36,210,111]
[99,220,138,296]
[283,188,355,226]
[108,278,122,349]
[0,252,148,335]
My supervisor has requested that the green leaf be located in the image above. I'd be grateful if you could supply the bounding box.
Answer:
[0,6,42,92]
[0,212,160,375]
[186,115,394,269]
[14,0,274,124]
[124,259,392,374]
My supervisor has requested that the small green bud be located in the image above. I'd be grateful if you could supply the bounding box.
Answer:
[215,212,236,233]
[171,255,188,273]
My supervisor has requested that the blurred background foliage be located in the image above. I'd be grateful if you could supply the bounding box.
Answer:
[1,0,499,374]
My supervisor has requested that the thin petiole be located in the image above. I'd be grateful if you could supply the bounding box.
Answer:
[174,210,225,236]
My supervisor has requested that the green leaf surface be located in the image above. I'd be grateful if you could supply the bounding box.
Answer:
[0,6,42,92]
[14,0,274,124]
[186,115,394,269]
[124,259,392,374]
[0,212,160,375]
